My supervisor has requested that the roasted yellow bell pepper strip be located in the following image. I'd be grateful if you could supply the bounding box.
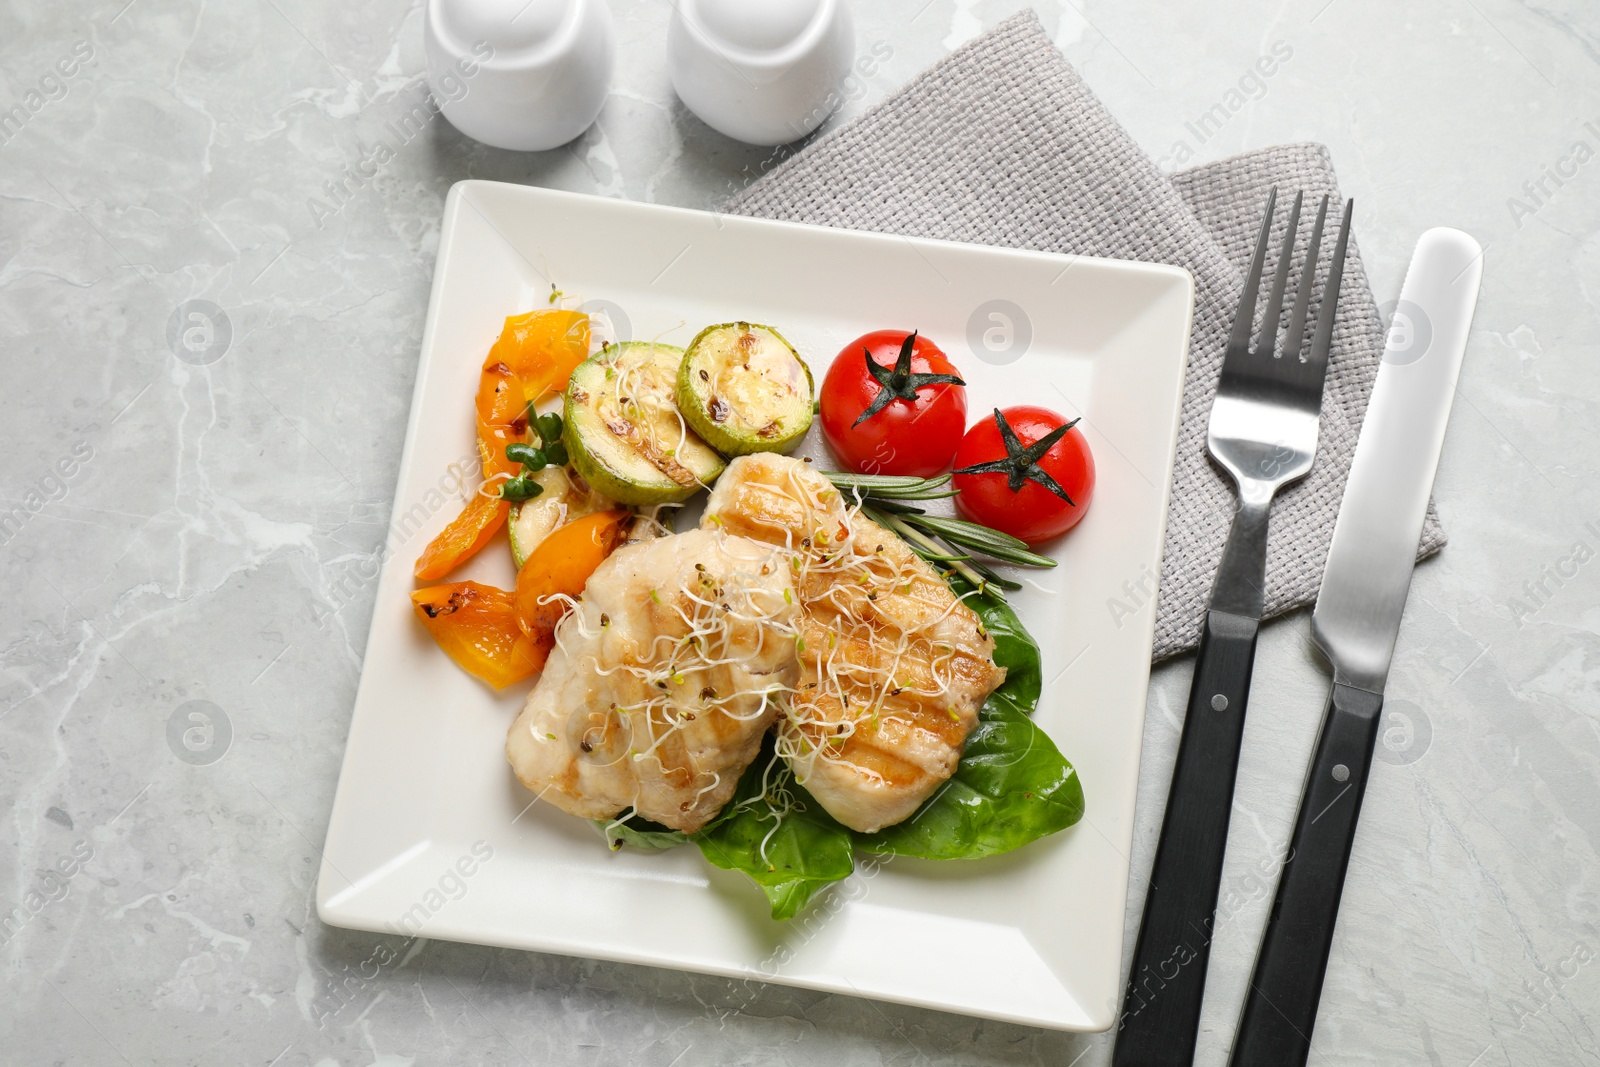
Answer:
[411,581,550,689]
[415,309,590,580]
[514,509,631,639]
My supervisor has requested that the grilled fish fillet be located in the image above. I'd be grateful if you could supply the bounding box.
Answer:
[506,527,799,832]
[702,453,1006,833]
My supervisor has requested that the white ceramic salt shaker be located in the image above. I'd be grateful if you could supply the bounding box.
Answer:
[668,0,855,147]
[424,0,614,152]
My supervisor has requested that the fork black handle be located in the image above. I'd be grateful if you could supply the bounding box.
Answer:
[1228,682,1383,1067]
[1112,608,1259,1067]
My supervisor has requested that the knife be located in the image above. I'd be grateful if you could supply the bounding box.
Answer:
[1228,228,1483,1067]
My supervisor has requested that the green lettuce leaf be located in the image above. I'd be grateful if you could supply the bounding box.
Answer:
[970,582,1042,715]
[692,741,856,920]
[595,814,689,852]
[859,583,1084,860]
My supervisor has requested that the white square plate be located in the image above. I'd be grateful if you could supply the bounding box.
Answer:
[318,181,1193,1032]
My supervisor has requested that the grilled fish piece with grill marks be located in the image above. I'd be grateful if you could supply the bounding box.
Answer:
[702,453,1006,833]
[505,528,799,833]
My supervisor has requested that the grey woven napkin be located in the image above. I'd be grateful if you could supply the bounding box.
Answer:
[727,9,1443,661]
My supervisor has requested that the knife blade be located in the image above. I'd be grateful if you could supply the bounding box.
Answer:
[1228,227,1483,1067]
[1311,228,1483,690]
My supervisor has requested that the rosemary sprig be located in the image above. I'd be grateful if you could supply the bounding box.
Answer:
[898,514,1054,567]
[822,471,959,501]
[969,561,1023,592]
[862,506,994,596]
[831,470,1055,601]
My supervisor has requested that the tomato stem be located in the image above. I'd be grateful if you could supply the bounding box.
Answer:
[852,331,967,428]
[953,408,1080,504]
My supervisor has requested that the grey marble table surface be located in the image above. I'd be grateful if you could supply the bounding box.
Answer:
[3,0,1599,1064]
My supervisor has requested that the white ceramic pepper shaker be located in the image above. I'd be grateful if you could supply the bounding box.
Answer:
[667,0,855,147]
[424,0,614,152]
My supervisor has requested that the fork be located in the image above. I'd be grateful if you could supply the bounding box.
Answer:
[1113,188,1353,1067]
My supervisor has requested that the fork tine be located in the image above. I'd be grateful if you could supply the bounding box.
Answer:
[1305,199,1354,377]
[1253,191,1303,361]
[1225,187,1278,362]
[1282,195,1330,365]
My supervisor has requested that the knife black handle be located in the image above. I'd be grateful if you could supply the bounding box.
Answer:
[1113,608,1259,1067]
[1228,681,1384,1067]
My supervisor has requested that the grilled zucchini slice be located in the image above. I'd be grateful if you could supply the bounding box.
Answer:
[507,466,613,568]
[563,341,725,505]
[676,322,813,456]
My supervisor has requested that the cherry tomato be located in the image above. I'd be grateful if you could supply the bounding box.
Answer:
[952,406,1094,544]
[818,330,967,477]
